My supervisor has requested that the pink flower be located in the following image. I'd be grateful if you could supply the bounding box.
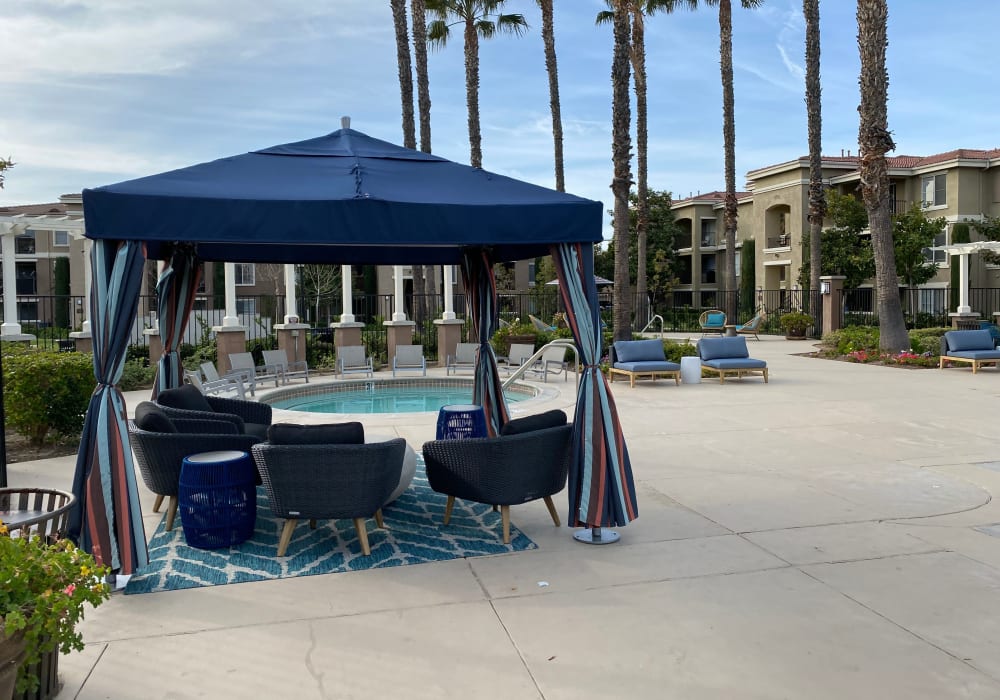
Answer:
[63,584,76,596]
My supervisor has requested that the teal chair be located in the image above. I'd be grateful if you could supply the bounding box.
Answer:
[699,309,727,336]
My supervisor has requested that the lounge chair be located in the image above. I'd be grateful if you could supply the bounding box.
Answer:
[185,368,246,399]
[446,342,478,375]
[201,361,251,397]
[229,352,281,391]
[262,349,310,384]
[337,345,374,378]
[608,339,680,388]
[697,336,768,383]
[392,344,427,377]
[502,343,536,375]
[939,329,1000,373]
[699,309,727,336]
[527,345,570,383]
[528,314,557,332]
[735,312,764,340]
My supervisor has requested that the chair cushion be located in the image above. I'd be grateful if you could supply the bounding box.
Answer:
[613,339,666,363]
[613,361,680,372]
[703,357,768,370]
[157,384,214,413]
[705,312,725,326]
[698,337,750,361]
[244,423,271,441]
[500,409,568,436]
[266,422,365,445]
[944,330,994,352]
[945,350,1000,360]
[133,402,176,433]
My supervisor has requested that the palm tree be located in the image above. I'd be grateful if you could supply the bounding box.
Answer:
[597,0,697,328]
[411,0,437,309]
[705,0,763,320]
[804,0,824,329]
[426,1,528,169]
[609,0,633,342]
[857,0,908,351]
[536,0,564,192]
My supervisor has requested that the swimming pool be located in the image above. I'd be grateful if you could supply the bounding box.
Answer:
[264,378,534,415]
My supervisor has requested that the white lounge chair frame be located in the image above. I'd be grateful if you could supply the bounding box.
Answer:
[392,344,427,377]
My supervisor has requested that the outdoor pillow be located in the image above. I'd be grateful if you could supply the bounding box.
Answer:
[614,339,666,364]
[500,409,567,436]
[156,384,214,413]
[133,402,176,433]
[944,329,992,352]
[267,422,365,445]
[698,337,750,361]
[705,312,725,325]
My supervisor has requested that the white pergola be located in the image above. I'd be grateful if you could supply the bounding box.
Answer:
[931,240,1000,315]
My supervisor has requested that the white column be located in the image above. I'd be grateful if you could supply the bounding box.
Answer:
[442,264,456,320]
[283,263,298,323]
[392,265,407,321]
[81,239,93,333]
[223,262,240,327]
[1,228,22,335]
[340,265,355,323]
[958,252,971,314]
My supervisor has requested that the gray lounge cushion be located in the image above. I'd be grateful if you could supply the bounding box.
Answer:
[134,402,176,433]
[613,339,666,364]
[944,329,994,352]
[157,384,213,413]
[266,422,365,445]
[500,409,567,436]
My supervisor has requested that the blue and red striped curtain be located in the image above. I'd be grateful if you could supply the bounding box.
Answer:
[551,242,637,528]
[460,248,510,436]
[69,239,149,574]
[152,246,202,398]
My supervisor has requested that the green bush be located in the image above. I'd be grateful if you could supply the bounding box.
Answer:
[820,325,949,357]
[662,338,698,362]
[119,358,156,391]
[4,351,95,445]
[908,327,948,356]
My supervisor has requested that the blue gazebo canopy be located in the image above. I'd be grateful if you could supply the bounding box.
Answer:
[82,128,603,264]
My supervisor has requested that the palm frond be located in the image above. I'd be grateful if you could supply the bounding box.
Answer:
[495,14,528,35]
[595,9,615,26]
[427,19,451,46]
[476,19,497,39]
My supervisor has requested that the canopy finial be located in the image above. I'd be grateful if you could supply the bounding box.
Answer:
[341,116,351,129]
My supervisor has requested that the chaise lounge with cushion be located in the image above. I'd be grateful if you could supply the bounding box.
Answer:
[608,338,680,388]
[939,329,1000,373]
[697,336,769,384]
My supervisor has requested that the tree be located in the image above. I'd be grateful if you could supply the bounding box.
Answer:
[815,191,874,292]
[704,0,763,321]
[893,205,945,323]
[299,265,341,325]
[738,237,755,317]
[426,1,528,169]
[411,0,438,312]
[857,0,908,351]
[0,157,12,189]
[536,0,564,192]
[804,0,824,323]
[608,0,633,341]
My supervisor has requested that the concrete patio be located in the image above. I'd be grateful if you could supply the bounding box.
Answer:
[9,337,1000,699]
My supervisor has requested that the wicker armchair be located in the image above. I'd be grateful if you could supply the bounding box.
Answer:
[251,438,406,556]
[156,384,272,440]
[128,402,263,531]
[422,416,572,544]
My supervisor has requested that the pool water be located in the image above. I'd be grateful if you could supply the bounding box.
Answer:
[270,385,527,414]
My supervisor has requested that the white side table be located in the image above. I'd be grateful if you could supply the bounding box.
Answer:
[680,356,702,384]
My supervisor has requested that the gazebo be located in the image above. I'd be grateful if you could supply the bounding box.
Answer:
[70,125,638,574]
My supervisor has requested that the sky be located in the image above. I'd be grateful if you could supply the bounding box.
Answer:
[1,0,998,240]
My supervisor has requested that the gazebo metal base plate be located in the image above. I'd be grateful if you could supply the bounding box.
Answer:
[572,527,620,545]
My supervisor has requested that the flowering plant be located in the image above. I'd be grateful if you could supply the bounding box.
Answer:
[0,522,111,693]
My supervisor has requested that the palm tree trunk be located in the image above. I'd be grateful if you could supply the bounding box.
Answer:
[718,0,738,320]
[857,0,908,351]
[539,0,564,192]
[611,0,633,342]
[631,9,649,328]
[464,16,483,169]
[390,0,416,150]
[411,0,432,154]
[805,0,824,329]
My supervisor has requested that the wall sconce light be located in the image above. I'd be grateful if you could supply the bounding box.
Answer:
[820,280,831,295]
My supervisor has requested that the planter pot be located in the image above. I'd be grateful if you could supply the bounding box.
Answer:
[0,631,27,700]
[784,331,808,340]
[505,334,536,355]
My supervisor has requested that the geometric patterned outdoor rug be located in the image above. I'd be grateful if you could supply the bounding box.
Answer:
[124,458,537,594]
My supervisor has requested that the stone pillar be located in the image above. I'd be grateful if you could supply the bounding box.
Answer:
[144,328,162,366]
[213,326,247,373]
[222,262,240,327]
[434,318,464,367]
[384,320,415,364]
[72,335,93,353]
[333,321,364,350]
[275,323,309,366]
[820,275,846,337]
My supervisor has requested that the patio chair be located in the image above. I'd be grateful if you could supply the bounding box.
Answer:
[528,314,557,332]
[184,369,246,400]
[392,344,427,377]
[735,312,764,340]
[337,345,374,378]
[501,343,536,375]
[446,342,478,375]
[200,361,250,398]
[262,349,310,384]
[698,309,727,336]
[228,352,281,391]
[156,383,273,440]
[697,336,768,384]
[129,402,261,531]
[251,428,406,556]
[526,345,569,383]
[422,409,572,544]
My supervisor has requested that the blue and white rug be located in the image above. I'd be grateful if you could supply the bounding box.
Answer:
[125,459,537,594]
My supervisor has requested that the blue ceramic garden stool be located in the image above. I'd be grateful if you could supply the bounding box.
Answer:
[436,404,488,440]
[178,450,257,549]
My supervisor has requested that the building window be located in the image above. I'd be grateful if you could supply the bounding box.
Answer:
[922,229,948,265]
[236,298,256,315]
[15,262,36,294]
[700,219,717,248]
[921,173,946,208]
[918,288,946,315]
[52,230,69,247]
[15,231,35,255]
[734,250,741,277]
[234,263,255,286]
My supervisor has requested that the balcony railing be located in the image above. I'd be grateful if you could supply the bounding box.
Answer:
[765,234,791,249]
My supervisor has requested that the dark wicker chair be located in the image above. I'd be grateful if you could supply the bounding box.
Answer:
[422,420,573,544]
[156,384,272,440]
[251,439,406,556]
[128,403,263,531]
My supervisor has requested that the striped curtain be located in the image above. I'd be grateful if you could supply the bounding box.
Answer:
[152,245,202,398]
[551,242,637,527]
[68,239,149,574]
[460,248,510,436]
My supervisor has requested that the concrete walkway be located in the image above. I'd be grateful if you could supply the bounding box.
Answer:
[9,337,1000,698]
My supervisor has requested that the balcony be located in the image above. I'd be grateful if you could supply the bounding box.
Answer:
[700,234,717,248]
[765,234,791,249]
[675,233,693,249]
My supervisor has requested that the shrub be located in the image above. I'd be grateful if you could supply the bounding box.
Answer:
[4,351,95,445]
[119,358,156,391]
[908,327,948,356]
[662,338,698,363]
[819,326,880,356]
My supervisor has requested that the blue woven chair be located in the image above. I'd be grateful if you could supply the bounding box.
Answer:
[699,309,727,336]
